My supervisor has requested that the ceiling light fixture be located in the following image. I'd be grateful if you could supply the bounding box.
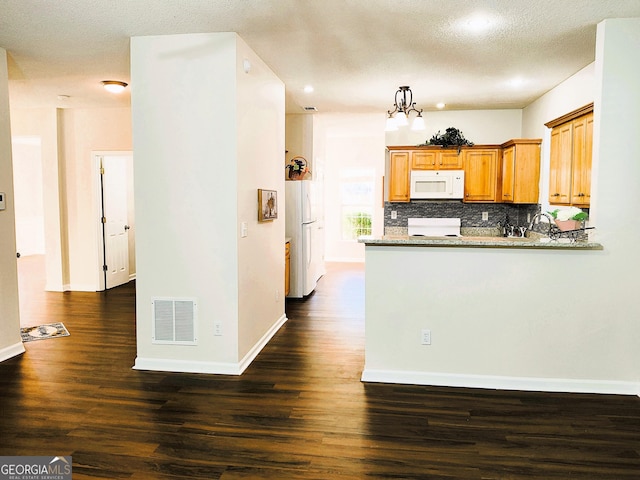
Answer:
[101,80,128,94]
[386,86,425,132]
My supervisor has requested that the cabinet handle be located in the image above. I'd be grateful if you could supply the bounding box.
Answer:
[552,193,560,197]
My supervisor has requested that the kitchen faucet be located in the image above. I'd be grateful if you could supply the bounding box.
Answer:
[527,212,553,237]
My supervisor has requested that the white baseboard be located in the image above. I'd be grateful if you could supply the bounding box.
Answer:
[0,342,26,363]
[133,356,244,375]
[133,314,288,375]
[361,368,640,396]
[237,313,288,374]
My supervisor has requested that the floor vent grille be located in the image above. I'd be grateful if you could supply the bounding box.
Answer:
[152,297,197,345]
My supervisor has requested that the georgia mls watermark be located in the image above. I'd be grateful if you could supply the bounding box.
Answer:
[0,456,72,480]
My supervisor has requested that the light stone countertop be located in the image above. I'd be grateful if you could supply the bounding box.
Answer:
[358,235,603,250]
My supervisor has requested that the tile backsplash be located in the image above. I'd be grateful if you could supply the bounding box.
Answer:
[384,201,540,232]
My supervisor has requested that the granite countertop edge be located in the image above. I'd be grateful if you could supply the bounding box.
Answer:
[358,235,604,250]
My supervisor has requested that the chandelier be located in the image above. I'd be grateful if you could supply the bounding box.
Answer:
[385,86,425,131]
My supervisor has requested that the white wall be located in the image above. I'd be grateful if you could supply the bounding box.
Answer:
[386,109,523,146]
[0,47,25,362]
[362,18,640,395]
[132,32,285,374]
[235,36,286,361]
[315,113,386,262]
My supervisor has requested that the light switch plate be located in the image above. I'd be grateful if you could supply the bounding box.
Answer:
[0,192,5,210]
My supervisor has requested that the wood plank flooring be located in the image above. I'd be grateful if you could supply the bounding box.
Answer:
[1,256,639,479]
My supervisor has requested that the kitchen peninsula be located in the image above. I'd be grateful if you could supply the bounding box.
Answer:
[356,234,622,395]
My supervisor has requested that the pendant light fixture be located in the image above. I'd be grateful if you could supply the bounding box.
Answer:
[385,86,425,131]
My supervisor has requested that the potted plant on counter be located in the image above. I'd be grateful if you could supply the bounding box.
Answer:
[548,207,588,231]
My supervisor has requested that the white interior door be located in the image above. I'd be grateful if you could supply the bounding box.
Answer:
[101,154,131,289]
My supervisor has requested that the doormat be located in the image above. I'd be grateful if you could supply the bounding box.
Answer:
[21,322,70,343]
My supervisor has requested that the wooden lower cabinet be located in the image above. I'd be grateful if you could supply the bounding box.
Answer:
[285,241,290,297]
[463,149,499,202]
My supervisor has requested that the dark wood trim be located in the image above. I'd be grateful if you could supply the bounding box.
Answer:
[544,102,594,128]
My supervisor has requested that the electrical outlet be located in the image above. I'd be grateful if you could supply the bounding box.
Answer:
[421,329,431,345]
[240,222,248,238]
[527,213,531,223]
[391,210,398,220]
[482,211,489,221]
[214,322,222,336]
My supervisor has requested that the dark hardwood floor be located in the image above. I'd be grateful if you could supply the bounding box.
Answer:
[2,256,639,479]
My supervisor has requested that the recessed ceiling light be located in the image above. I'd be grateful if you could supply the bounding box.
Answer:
[303,85,314,93]
[101,80,128,93]
[507,77,526,88]
[436,102,446,109]
[460,13,500,34]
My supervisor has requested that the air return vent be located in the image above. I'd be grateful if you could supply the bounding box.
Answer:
[152,298,197,345]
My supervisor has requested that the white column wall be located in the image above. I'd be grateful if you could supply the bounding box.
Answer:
[132,33,285,374]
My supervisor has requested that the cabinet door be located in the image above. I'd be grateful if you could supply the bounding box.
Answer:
[509,142,541,204]
[388,151,410,202]
[438,151,464,169]
[549,123,573,205]
[501,146,515,202]
[411,151,437,169]
[463,149,499,202]
[570,113,593,206]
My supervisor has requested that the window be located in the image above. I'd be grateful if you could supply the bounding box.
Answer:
[340,168,374,240]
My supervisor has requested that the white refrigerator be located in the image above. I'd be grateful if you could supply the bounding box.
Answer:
[285,180,325,298]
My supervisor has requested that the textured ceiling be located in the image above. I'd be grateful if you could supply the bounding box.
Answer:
[2,0,640,113]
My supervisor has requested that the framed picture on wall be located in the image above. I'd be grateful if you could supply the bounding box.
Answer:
[258,189,278,222]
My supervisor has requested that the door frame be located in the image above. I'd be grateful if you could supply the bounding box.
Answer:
[93,151,134,291]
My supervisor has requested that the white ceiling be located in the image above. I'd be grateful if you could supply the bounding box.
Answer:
[2,0,640,114]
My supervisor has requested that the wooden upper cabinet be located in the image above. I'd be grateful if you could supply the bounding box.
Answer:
[463,149,499,202]
[388,151,410,202]
[411,151,437,169]
[549,123,574,204]
[570,113,593,206]
[501,139,541,204]
[546,105,593,207]
[411,150,463,170]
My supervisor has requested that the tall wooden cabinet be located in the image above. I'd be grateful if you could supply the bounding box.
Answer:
[546,104,593,207]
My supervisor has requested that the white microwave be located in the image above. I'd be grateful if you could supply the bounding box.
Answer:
[410,169,465,199]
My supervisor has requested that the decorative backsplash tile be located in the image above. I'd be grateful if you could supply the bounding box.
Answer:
[384,201,540,230]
